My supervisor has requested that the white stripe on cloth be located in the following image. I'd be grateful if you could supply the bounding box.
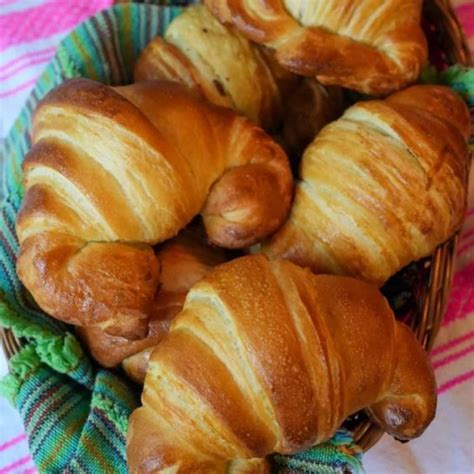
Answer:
[432,314,474,390]
[0,395,37,473]
[0,0,44,17]
[0,33,63,70]
[0,32,65,138]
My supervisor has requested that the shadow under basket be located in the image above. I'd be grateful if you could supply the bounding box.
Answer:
[0,0,472,457]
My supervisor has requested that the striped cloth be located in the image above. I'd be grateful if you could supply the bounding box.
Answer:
[0,1,473,474]
[0,0,113,140]
[0,3,363,473]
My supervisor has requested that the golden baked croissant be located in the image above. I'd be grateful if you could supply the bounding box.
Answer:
[264,85,470,285]
[205,0,428,95]
[128,255,436,473]
[122,229,229,384]
[77,227,228,381]
[16,79,292,339]
[134,5,343,152]
[135,4,288,131]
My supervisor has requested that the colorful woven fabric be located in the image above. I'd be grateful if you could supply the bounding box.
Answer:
[0,3,363,473]
[273,431,363,474]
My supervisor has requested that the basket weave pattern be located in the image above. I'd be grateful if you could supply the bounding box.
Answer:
[352,0,472,450]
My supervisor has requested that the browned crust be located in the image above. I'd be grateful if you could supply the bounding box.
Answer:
[264,85,470,285]
[133,5,342,156]
[17,232,159,339]
[205,0,428,95]
[367,322,437,439]
[78,229,228,371]
[134,5,287,130]
[16,78,292,337]
[128,255,436,471]
[135,36,206,97]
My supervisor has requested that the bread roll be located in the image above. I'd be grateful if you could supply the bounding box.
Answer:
[205,0,427,95]
[128,255,436,472]
[77,228,228,380]
[135,4,287,131]
[16,79,292,338]
[264,85,470,285]
[135,5,343,155]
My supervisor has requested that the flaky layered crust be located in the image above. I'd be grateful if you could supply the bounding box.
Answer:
[264,85,470,285]
[134,5,343,154]
[78,229,228,379]
[128,255,436,473]
[135,5,285,131]
[205,0,428,95]
[16,79,292,338]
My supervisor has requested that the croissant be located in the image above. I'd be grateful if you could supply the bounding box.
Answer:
[204,0,428,95]
[135,4,288,131]
[134,5,343,152]
[264,85,470,285]
[16,79,292,339]
[77,228,228,379]
[128,255,436,473]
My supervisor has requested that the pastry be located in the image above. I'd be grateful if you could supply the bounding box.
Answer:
[16,79,292,338]
[128,255,436,472]
[264,85,470,285]
[135,5,343,155]
[205,0,428,95]
[77,228,228,382]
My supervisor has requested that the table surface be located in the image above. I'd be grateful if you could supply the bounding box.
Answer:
[0,1,473,473]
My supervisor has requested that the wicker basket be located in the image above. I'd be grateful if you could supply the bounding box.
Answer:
[350,0,472,451]
[1,0,471,455]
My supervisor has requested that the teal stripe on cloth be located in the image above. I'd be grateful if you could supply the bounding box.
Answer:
[0,2,363,473]
[273,431,364,474]
[4,343,137,472]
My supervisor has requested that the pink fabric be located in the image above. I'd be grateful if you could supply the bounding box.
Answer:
[457,3,474,33]
[437,370,474,394]
[443,261,474,326]
[0,1,473,474]
[431,330,474,356]
[0,456,32,474]
[0,53,57,81]
[0,0,111,51]
[0,0,22,6]
[0,77,38,99]
[433,345,474,371]
[0,436,26,454]
[0,47,56,76]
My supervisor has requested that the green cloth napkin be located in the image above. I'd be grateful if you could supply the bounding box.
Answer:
[0,2,363,473]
